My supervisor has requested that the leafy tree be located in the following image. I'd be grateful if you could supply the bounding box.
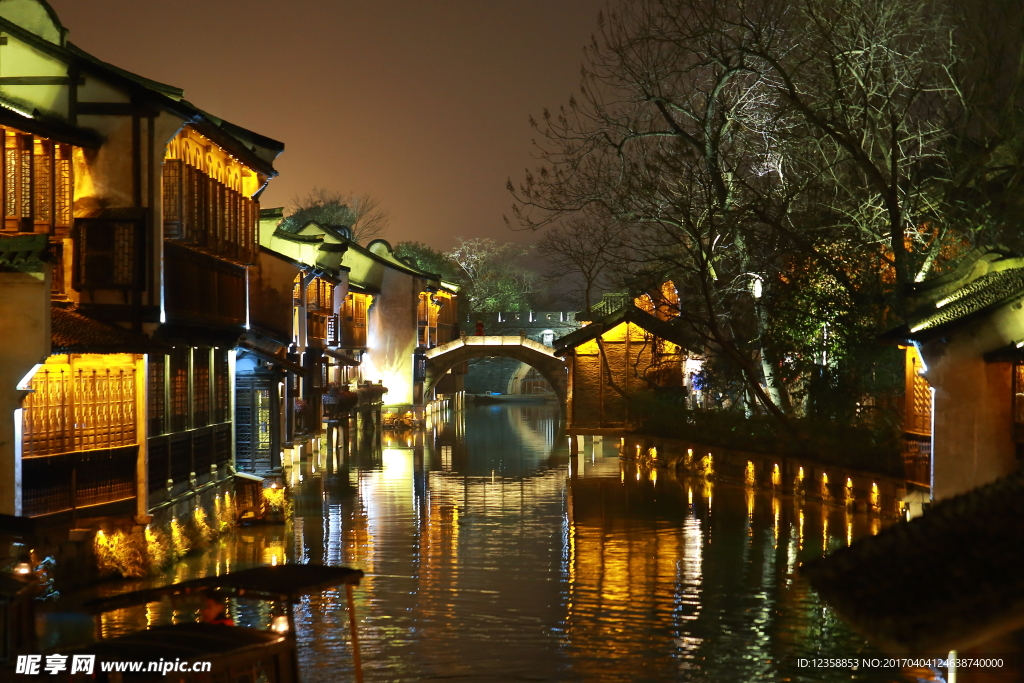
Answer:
[446,238,540,313]
[281,188,391,244]
[393,241,460,281]
[395,239,544,314]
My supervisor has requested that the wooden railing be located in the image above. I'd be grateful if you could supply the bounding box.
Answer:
[22,445,136,518]
[21,366,137,457]
[162,159,258,265]
[147,423,233,503]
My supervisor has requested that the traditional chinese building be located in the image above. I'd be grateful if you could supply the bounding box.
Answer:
[0,1,282,540]
[337,235,459,414]
[555,290,694,432]
[894,247,1024,502]
[244,214,350,474]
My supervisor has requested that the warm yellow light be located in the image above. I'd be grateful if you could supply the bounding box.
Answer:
[271,615,290,633]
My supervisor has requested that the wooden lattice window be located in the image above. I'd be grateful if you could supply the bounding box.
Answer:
[169,348,189,433]
[0,131,65,233]
[192,349,210,428]
[148,354,166,436]
[906,351,932,435]
[73,218,141,290]
[235,377,273,473]
[4,131,18,220]
[32,139,51,226]
[18,134,31,221]
[54,144,72,229]
[354,294,366,326]
[163,159,183,239]
[213,348,230,424]
[21,363,137,457]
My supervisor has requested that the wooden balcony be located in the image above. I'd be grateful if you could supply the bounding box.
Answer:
[162,159,258,265]
[164,242,246,328]
[147,423,233,507]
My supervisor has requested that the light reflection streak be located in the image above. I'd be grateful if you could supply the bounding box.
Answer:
[51,404,900,683]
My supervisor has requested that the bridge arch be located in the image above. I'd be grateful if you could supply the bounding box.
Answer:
[424,336,567,413]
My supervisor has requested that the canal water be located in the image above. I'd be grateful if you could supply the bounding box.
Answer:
[47,403,917,682]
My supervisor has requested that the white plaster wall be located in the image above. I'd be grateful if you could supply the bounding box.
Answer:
[0,268,49,515]
[363,269,422,407]
[923,301,1024,500]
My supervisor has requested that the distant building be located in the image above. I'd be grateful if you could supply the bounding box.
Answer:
[555,286,698,432]
[258,212,460,430]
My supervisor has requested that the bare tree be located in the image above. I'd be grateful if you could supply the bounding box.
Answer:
[284,188,391,244]
[509,0,1015,432]
[536,211,624,309]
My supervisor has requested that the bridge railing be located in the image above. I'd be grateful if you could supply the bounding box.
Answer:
[424,335,558,360]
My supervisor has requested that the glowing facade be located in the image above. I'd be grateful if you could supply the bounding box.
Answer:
[0,0,282,526]
[556,300,693,432]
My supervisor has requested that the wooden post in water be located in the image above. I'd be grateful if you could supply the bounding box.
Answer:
[346,583,364,683]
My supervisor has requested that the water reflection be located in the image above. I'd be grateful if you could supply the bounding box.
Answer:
[46,404,912,682]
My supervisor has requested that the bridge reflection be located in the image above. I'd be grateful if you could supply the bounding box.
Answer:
[53,403,894,683]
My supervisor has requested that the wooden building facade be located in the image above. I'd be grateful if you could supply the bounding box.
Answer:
[0,0,282,526]
[556,302,692,432]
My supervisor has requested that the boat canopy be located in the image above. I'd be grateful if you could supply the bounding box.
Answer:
[84,564,364,613]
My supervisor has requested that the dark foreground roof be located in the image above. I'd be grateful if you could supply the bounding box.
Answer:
[51,307,165,354]
[0,234,48,273]
[802,471,1024,653]
[907,267,1024,337]
[86,564,364,613]
[66,623,285,680]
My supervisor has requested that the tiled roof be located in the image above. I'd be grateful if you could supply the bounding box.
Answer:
[554,304,696,354]
[0,234,48,273]
[802,471,1024,652]
[908,268,1024,334]
[51,307,164,354]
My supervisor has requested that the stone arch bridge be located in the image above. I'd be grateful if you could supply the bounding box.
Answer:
[424,336,567,412]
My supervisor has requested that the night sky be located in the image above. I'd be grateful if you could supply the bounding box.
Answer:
[48,0,604,250]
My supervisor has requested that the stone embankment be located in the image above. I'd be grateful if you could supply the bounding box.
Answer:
[615,433,907,518]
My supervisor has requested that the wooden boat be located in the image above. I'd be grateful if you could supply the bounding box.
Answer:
[65,564,365,682]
